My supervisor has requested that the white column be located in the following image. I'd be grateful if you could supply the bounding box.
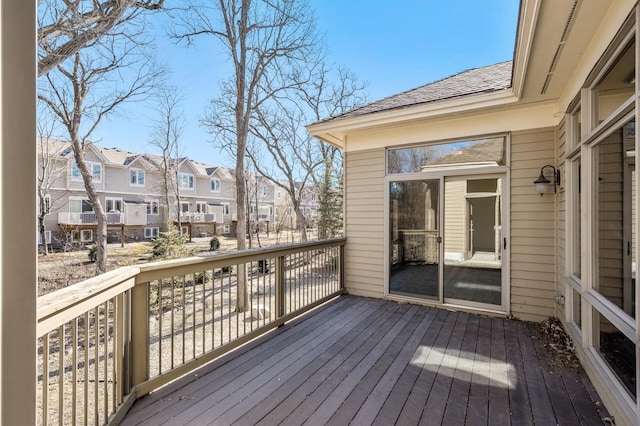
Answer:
[1,0,37,424]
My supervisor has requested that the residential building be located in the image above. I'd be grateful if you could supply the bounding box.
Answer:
[308,2,640,424]
[38,140,238,247]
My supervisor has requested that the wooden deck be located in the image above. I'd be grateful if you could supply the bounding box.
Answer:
[121,296,609,425]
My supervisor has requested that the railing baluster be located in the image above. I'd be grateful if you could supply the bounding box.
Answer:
[57,324,64,426]
[83,312,89,424]
[72,319,78,425]
[94,307,99,426]
[43,335,49,426]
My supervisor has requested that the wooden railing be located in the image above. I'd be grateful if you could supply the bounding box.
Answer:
[36,238,346,425]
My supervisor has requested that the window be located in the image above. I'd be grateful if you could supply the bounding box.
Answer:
[261,185,267,196]
[250,204,256,214]
[180,201,189,213]
[72,162,102,182]
[69,197,92,213]
[178,173,194,189]
[196,201,207,213]
[222,203,230,215]
[105,197,123,212]
[144,227,159,238]
[37,230,52,245]
[146,200,159,215]
[210,178,221,192]
[269,205,274,216]
[180,226,189,236]
[221,225,230,234]
[130,169,145,186]
[40,194,51,215]
[81,229,93,242]
[387,137,506,174]
[277,190,282,199]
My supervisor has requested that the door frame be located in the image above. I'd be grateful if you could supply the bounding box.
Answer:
[384,167,511,315]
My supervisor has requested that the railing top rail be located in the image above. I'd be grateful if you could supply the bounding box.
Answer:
[36,238,346,335]
[136,238,346,283]
[37,266,139,336]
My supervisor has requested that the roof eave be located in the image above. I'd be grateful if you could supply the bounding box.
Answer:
[307,88,518,148]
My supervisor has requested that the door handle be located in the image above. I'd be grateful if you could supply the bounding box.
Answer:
[437,236,442,244]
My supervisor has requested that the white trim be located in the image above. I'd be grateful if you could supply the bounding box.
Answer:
[145,199,159,216]
[80,229,93,243]
[105,197,123,212]
[210,177,221,192]
[144,227,159,239]
[129,168,145,187]
[178,172,195,190]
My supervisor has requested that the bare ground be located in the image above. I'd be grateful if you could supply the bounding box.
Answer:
[38,230,314,296]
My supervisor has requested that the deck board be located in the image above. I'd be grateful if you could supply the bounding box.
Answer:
[121,296,611,426]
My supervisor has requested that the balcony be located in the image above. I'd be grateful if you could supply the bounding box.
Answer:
[178,212,218,223]
[58,211,125,225]
[35,238,609,425]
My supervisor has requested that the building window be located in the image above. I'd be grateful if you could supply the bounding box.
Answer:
[146,200,159,215]
[43,194,51,215]
[180,201,189,213]
[222,203,230,215]
[277,190,282,199]
[69,197,92,213]
[269,205,274,216]
[180,226,189,236]
[105,197,123,212]
[221,225,230,234]
[72,162,102,182]
[37,230,52,245]
[144,227,159,238]
[261,185,268,196]
[130,169,145,186]
[178,173,194,189]
[80,229,93,242]
[387,136,506,174]
[211,178,221,192]
[196,201,207,213]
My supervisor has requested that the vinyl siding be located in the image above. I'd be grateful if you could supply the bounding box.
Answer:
[344,148,385,298]
[510,127,557,322]
[444,180,466,260]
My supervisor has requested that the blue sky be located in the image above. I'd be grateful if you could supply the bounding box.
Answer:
[90,0,519,168]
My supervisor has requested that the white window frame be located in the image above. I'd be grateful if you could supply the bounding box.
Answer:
[130,168,145,186]
[222,203,230,215]
[210,178,221,192]
[80,229,93,242]
[221,225,230,234]
[69,196,91,213]
[178,173,194,190]
[44,194,51,216]
[261,185,268,196]
[179,201,189,213]
[105,197,123,212]
[37,230,52,245]
[196,201,207,213]
[180,226,189,236]
[146,200,159,215]
[144,227,159,238]
[71,161,102,183]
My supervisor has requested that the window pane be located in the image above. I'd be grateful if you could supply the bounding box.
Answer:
[594,40,635,127]
[595,120,636,318]
[594,308,636,398]
[572,288,581,329]
[138,170,145,185]
[92,164,101,180]
[572,159,582,279]
[388,137,505,174]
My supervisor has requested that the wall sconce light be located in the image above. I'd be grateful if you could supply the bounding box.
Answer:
[533,164,560,197]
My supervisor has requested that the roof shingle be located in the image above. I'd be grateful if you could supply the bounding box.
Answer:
[317,61,513,124]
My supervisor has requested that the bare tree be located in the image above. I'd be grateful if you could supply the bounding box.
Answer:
[38,32,162,273]
[248,105,320,243]
[36,111,68,255]
[149,86,186,230]
[37,0,165,77]
[178,0,320,312]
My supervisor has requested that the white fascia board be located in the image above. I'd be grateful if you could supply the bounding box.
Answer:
[512,0,542,98]
[307,90,518,148]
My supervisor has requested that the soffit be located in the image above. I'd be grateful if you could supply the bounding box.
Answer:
[519,0,616,102]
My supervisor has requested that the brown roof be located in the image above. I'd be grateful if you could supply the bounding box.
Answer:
[316,61,512,124]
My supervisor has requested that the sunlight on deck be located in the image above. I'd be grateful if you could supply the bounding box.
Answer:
[411,347,516,389]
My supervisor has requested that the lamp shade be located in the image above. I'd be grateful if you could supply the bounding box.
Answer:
[534,172,551,196]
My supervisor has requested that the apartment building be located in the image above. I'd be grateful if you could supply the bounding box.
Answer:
[38,139,322,248]
[38,140,238,248]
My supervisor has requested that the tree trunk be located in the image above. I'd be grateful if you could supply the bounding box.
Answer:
[71,138,108,274]
[38,214,49,255]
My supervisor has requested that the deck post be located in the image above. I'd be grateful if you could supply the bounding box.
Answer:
[275,256,286,318]
[1,0,37,423]
[338,243,345,290]
[130,282,149,387]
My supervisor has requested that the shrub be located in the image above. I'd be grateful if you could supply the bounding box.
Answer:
[194,270,211,284]
[152,225,193,259]
[88,245,97,263]
[209,236,220,251]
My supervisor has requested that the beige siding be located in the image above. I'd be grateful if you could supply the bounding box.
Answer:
[556,118,567,320]
[444,180,466,260]
[510,127,557,322]
[344,148,385,298]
